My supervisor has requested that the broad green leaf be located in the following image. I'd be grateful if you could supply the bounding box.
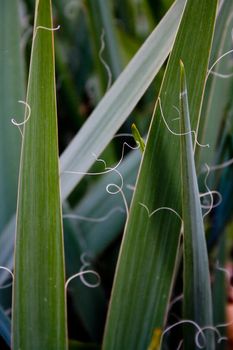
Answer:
[60,0,186,200]
[13,1,67,349]
[0,306,11,347]
[179,62,214,349]
[0,1,25,232]
[102,1,217,349]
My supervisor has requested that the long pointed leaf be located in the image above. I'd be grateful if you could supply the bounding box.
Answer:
[180,62,214,349]
[103,1,217,349]
[13,1,67,348]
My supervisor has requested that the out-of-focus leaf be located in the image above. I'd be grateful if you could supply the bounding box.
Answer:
[197,0,233,169]
[0,1,25,232]
[0,306,11,347]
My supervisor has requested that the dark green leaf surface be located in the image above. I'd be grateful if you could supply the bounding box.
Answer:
[13,1,67,349]
[103,1,217,349]
[180,62,214,349]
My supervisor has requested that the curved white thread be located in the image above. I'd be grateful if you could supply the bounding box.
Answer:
[34,25,60,40]
[215,260,231,281]
[79,253,101,288]
[0,266,14,289]
[139,202,183,222]
[217,319,233,329]
[217,336,228,343]
[114,133,136,139]
[202,164,214,218]
[176,340,183,350]
[195,326,221,348]
[168,294,183,311]
[159,320,206,349]
[11,100,31,127]
[65,270,100,290]
[64,141,139,178]
[207,49,233,81]
[209,70,233,78]
[107,183,129,218]
[158,98,209,148]
[92,152,107,168]
[209,157,233,171]
[63,206,125,223]
[200,190,222,209]
[64,141,135,217]
[105,167,124,193]
[99,29,112,91]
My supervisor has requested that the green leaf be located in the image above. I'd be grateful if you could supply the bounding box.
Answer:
[179,62,214,349]
[12,1,67,349]
[102,1,217,349]
[60,0,186,200]
[0,1,25,232]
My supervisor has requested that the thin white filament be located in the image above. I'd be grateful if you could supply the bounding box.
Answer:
[176,340,183,350]
[195,326,221,348]
[158,97,209,148]
[209,156,233,171]
[65,270,100,290]
[159,320,206,349]
[139,202,183,222]
[202,164,214,218]
[114,133,136,139]
[11,100,31,127]
[63,206,125,223]
[215,260,231,281]
[168,294,183,311]
[207,49,233,81]
[0,266,14,289]
[200,190,222,209]
[64,141,139,179]
[34,25,60,40]
[107,183,129,218]
[99,29,112,91]
[79,253,101,288]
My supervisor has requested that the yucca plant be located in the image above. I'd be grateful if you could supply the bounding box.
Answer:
[1,0,233,349]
